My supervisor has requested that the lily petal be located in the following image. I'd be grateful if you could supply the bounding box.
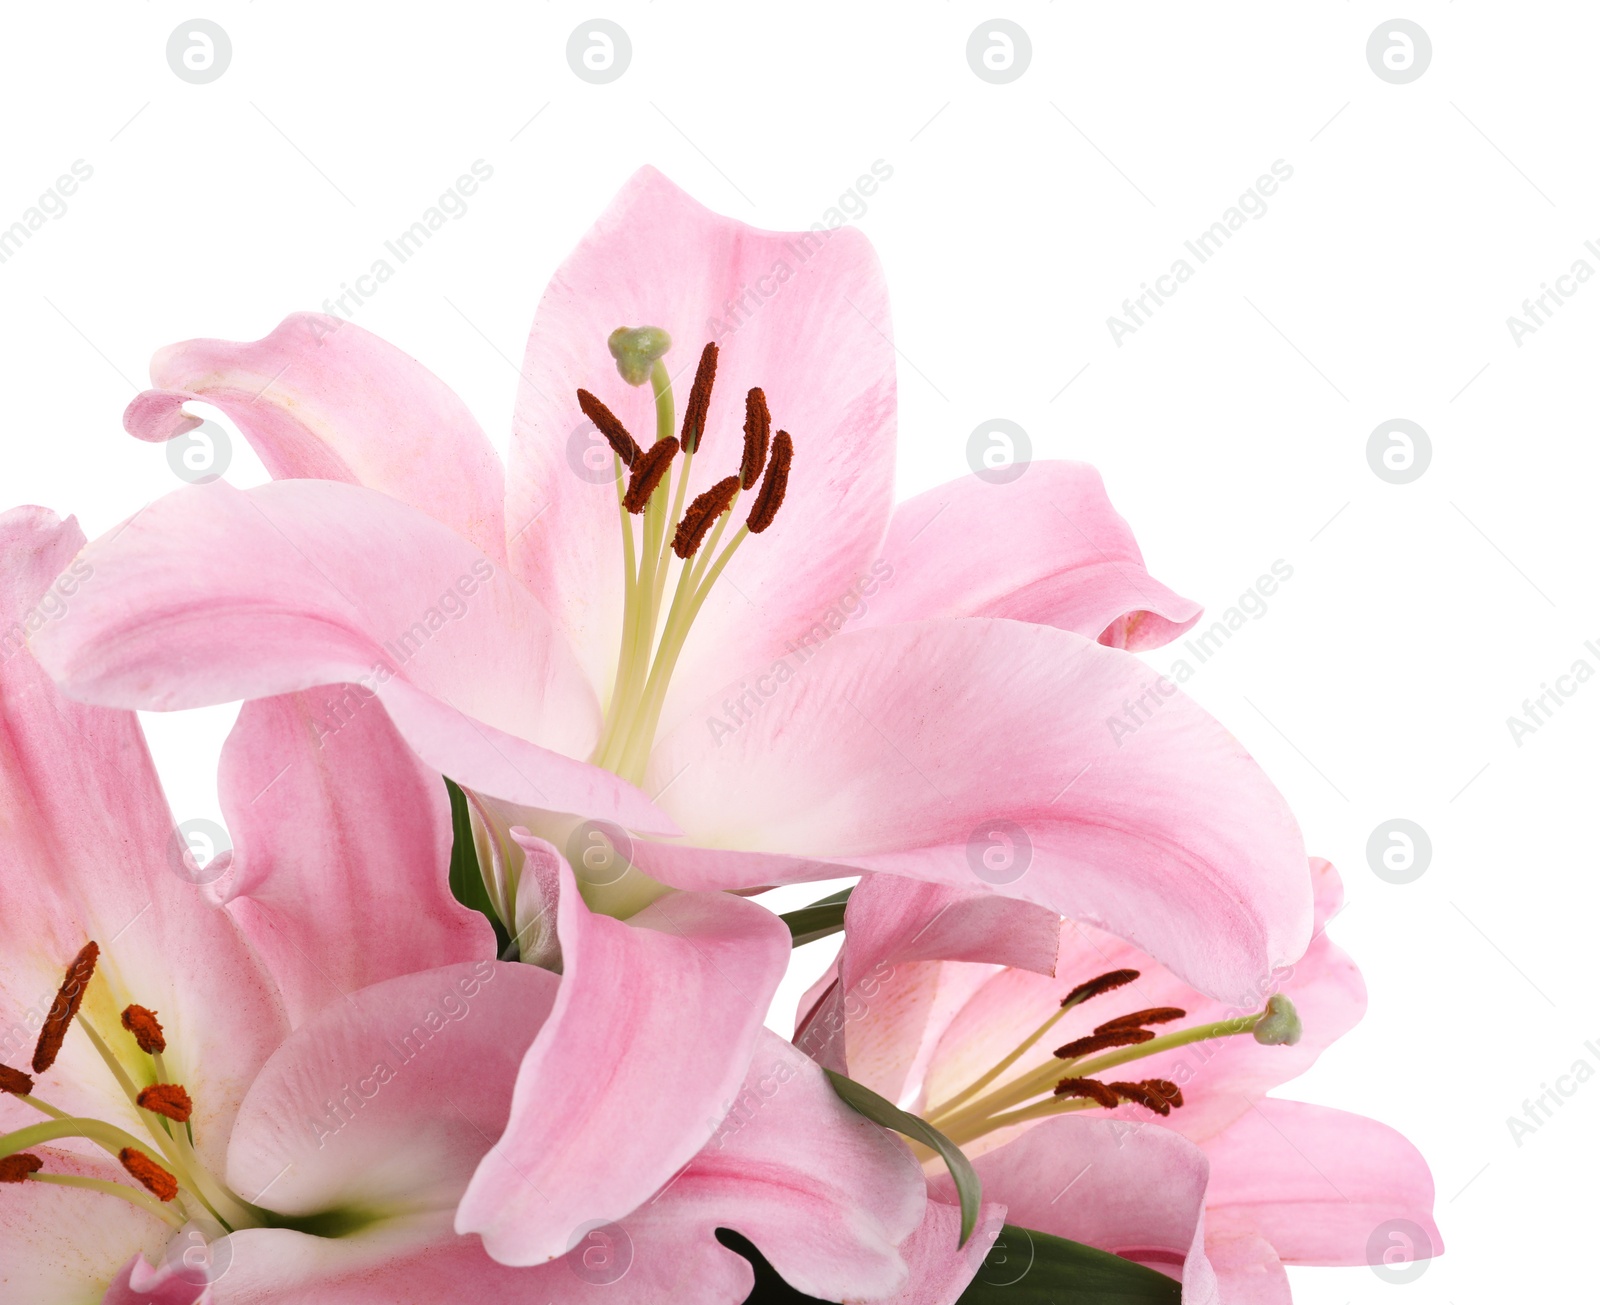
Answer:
[125,313,507,565]
[33,480,673,833]
[214,692,493,1029]
[457,853,791,1266]
[507,165,898,728]
[863,464,1201,649]
[1202,1232,1291,1305]
[1201,1099,1441,1268]
[640,617,1311,1000]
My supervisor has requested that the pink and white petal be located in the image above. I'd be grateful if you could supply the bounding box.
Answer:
[507,166,898,733]
[457,855,791,1266]
[0,1148,172,1304]
[938,1117,1219,1303]
[105,1252,216,1305]
[126,314,507,565]
[0,507,286,1164]
[863,464,1201,650]
[639,618,1311,1001]
[33,480,672,833]
[870,1195,1007,1305]
[226,962,552,1219]
[214,692,493,1029]
[1203,1233,1291,1305]
[1201,1100,1441,1268]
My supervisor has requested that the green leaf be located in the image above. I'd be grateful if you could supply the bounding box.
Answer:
[444,777,511,956]
[954,1224,1182,1303]
[824,1068,981,1247]
[780,886,854,946]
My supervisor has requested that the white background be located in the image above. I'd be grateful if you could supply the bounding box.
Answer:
[3,4,1593,1301]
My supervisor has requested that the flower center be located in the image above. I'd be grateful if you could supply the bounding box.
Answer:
[579,329,795,787]
[919,967,1302,1149]
[0,940,261,1239]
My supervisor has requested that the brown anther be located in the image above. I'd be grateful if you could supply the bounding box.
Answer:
[0,1064,34,1096]
[33,941,99,1074]
[623,437,679,514]
[1108,1080,1184,1117]
[1054,1026,1156,1061]
[1094,1007,1187,1035]
[745,430,792,535]
[576,389,642,468]
[0,1154,44,1183]
[1060,968,1140,1010]
[680,342,719,453]
[740,388,770,488]
[673,475,741,560]
[121,1005,167,1055]
[1052,1077,1121,1109]
[137,1083,194,1124]
[119,1148,179,1202]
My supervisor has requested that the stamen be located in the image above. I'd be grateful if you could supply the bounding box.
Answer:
[1052,1077,1120,1108]
[680,343,719,452]
[33,942,99,1074]
[121,1005,167,1055]
[119,1147,179,1202]
[623,437,679,514]
[0,1065,33,1096]
[1060,968,1140,1009]
[740,388,770,488]
[673,475,740,559]
[136,1084,194,1124]
[1108,1079,1184,1116]
[1054,1026,1155,1061]
[745,430,792,534]
[576,389,642,467]
[0,1154,43,1183]
[1094,1007,1187,1034]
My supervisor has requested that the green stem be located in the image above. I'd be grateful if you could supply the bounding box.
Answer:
[29,1172,187,1230]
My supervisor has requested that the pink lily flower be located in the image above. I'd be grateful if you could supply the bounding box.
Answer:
[36,166,1312,1004]
[796,864,1441,1301]
[0,507,927,1302]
